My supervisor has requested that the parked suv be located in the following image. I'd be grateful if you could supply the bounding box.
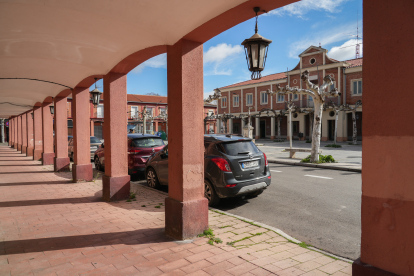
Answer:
[68,136,102,161]
[145,134,271,206]
[94,134,165,175]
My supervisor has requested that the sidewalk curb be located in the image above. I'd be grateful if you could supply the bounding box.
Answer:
[132,182,354,263]
[268,159,361,173]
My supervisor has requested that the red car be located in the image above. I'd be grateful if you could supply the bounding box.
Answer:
[94,134,165,175]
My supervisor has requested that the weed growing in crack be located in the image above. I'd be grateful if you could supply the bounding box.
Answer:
[198,228,223,245]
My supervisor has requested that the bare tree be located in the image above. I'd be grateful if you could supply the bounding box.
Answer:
[267,70,340,162]
[343,100,362,145]
[239,106,254,139]
[285,100,296,149]
[156,106,168,135]
[204,88,222,104]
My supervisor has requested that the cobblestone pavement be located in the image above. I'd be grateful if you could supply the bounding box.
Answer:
[0,145,352,275]
[255,140,361,171]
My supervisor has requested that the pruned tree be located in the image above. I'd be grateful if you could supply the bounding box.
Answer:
[156,106,168,135]
[267,70,340,162]
[285,100,296,149]
[239,106,254,139]
[343,100,362,145]
[204,88,222,104]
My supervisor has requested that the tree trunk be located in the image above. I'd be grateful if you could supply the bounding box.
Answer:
[288,110,292,149]
[352,110,357,145]
[334,111,338,145]
[311,101,323,162]
[143,116,146,134]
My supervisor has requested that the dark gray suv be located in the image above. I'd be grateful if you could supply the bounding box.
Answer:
[145,134,271,206]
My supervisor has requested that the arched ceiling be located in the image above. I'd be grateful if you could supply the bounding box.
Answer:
[0,0,295,118]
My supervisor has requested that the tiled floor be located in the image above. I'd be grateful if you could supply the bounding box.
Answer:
[0,146,352,275]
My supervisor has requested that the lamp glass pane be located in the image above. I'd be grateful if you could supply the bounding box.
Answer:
[259,44,266,69]
[245,47,252,68]
[251,44,259,68]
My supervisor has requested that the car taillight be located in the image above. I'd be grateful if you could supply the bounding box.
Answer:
[225,184,237,188]
[211,157,231,172]
[263,152,268,166]
[128,149,140,155]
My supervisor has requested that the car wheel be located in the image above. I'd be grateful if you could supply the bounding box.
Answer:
[94,156,102,171]
[146,168,160,189]
[204,180,220,207]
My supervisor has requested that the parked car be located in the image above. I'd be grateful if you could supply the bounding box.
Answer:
[68,136,102,161]
[94,134,165,175]
[145,134,271,206]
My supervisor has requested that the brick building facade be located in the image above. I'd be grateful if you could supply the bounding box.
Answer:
[217,46,363,141]
[66,94,217,139]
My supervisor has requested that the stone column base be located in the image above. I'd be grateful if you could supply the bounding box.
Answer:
[26,147,34,157]
[255,136,260,140]
[22,146,27,154]
[72,163,93,182]
[352,258,399,276]
[33,149,43,161]
[165,197,209,240]
[42,152,55,165]
[270,136,275,140]
[102,175,131,202]
[17,144,22,152]
[54,157,70,172]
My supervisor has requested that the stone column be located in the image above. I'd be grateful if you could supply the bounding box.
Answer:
[22,113,27,154]
[27,112,34,156]
[90,120,94,136]
[8,118,12,146]
[13,117,18,149]
[216,118,221,133]
[17,115,22,151]
[299,114,306,141]
[229,118,233,134]
[255,117,260,140]
[54,96,70,171]
[165,39,208,240]
[0,119,4,144]
[270,117,275,140]
[42,101,54,165]
[72,87,93,182]
[102,72,130,201]
[33,106,43,160]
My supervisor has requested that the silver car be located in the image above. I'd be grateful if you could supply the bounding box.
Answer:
[68,136,102,160]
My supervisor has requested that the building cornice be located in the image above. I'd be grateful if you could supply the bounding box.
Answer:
[345,66,363,74]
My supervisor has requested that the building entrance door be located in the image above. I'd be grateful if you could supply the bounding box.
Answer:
[260,121,266,138]
[328,120,335,141]
[233,123,240,134]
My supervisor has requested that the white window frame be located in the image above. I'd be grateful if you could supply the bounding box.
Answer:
[233,95,239,107]
[146,106,155,116]
[221,97,227,108]
[97,104,104,118]
[246,93,253,106]
[260,91,268,105]
[351,79,362,95]
[291,87,299,101]
[276,93,285,103]
[131,106,138,119]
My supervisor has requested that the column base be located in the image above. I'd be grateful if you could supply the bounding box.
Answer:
[352,258,399,276]
[22,146,27,154]
[17,144,22,152]
[255,136,260,140]
[270,136,275,140]
[54,157,70,172]
[42,152,55,165]
[72,163,93,182]
[33,149,43,161]
[165,197,209,240]
[321,137,328,141]
[26,147,34,157]
[102,175,131,202]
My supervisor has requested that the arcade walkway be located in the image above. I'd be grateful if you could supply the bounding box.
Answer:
[0,146,352,276]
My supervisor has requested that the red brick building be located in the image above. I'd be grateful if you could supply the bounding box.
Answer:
[217,46,362,141]
[66,94,217,139]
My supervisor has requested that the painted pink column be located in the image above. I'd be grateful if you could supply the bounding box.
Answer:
[14,117,18,149]
[27,111,34,157]
[17,116,22,151]
[42,101,54,165]
[165,39,208,240]
[72,87,93,182]
[90,120,94,136]
[33,106,43,160]
[22,113,27,154]
[9,117,14,148]
[102,72,130,201]
[54,96,70,171]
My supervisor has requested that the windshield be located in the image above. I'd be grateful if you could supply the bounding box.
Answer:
[217,141,260,156]
[90,137,101,144]
[131,138,164,148]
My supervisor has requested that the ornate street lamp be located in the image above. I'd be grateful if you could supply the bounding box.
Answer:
[241,7,272,80]
[90,78,102,107]
[49,102,54,115]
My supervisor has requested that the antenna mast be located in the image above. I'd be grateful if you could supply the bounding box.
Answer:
[355,7,360,58]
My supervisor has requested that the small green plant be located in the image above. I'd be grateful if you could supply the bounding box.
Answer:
[301,154,336,163]
[226,232,263,246]
[299,242,310,249]
[348,142,360,145]
[306,140,312,143]
[141,205,146,207]
[325,144,342,148]
[219,225,231,229]
[129,192,136,199]
[198,228,222,245]
[126,199,132,202]
[155,205,161,208]
[159,203,163,206]
[273,139,285,142]
[133,199,136,201]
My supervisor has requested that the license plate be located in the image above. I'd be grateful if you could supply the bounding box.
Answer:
[90,146,97,150]
[242,160,259,169]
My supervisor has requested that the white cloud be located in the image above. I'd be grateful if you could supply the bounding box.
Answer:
[288,21,362,58]
[268,0,349,18]
[132,53,167,74]
[204,43,244,76]
[328,39,362,60]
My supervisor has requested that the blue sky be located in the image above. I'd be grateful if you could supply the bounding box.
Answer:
[96,0,363,98]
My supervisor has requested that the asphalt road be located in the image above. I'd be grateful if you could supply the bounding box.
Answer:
[215,163,361,260]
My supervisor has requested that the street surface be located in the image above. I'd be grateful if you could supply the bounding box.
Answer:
[216,163,361,260]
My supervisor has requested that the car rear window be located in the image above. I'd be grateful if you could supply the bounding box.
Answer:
[217,141,260,156]
[131,138,164,148]
[90,137,101,144]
